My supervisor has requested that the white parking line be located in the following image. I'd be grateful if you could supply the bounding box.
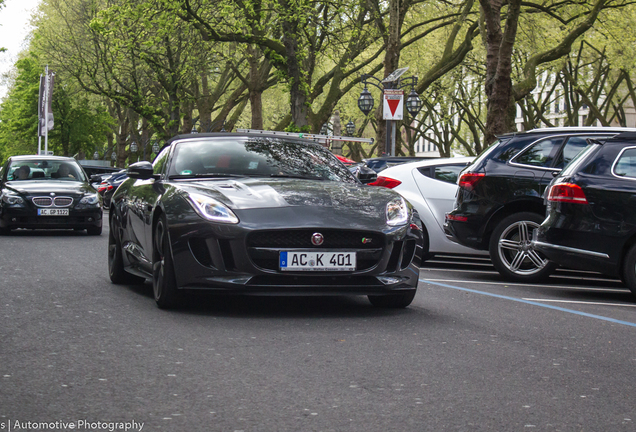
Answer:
[421,278,629,293]
[421,279,636,328]
[523,299,636,308]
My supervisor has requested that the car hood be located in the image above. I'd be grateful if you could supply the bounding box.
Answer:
[4,180,93,195]
[175,178,399,213]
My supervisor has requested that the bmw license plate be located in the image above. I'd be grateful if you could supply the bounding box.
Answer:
[38,208,69,216]
[280,251,356,271]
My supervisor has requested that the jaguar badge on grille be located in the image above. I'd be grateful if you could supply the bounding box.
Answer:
[311,232,324,246]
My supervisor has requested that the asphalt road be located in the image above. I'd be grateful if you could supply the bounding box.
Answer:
[1,222,635,432]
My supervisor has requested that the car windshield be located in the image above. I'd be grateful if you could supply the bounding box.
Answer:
[168,137,357,183]
[6,160,86,182]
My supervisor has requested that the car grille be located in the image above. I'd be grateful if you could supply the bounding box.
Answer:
[247,229,382,249]
[31,196,74,207]
[32,197,52,207]
[54,197,73,207]
[246,229,385,272]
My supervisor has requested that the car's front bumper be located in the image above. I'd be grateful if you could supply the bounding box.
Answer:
[0,206,102,230]
[164,216,422,295]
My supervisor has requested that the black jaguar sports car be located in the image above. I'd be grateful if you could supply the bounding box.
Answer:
[108,133,423,309]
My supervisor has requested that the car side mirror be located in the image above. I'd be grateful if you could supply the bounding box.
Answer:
[356,165,378,184]
[90,175,102,183]
[127,161,154,180]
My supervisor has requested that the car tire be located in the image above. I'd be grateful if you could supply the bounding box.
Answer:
[622,245,636,298]
[419,228,434,263]
[368,290,416,308]
[0,226,10,235]
[87,226,102,236]
[108,214,145,285]
[489,212,557,282]
[152,215,181,309]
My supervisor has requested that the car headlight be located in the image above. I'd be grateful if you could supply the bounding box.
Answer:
[80,193,100,205]
[0,189,24,205]
[186,192,239,224]
[386,197,408,226]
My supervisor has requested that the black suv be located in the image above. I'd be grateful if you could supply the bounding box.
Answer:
[533,133,636,296]
[444,127,634,282]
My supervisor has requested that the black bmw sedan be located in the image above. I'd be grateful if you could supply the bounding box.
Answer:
[0,155,103,235]
[532,132,636,297]
[108,133,423,309]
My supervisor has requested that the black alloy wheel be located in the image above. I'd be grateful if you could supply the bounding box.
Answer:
[489,212,557,282]
[152,215,181,309]
[368,290,417,308]
[108,214,145,285]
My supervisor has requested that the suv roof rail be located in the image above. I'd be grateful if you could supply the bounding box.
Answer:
[612,131,636,140]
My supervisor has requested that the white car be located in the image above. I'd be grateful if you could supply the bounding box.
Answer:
[369,157,488,261]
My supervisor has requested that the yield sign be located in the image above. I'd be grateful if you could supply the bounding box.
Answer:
[383,89,404,120]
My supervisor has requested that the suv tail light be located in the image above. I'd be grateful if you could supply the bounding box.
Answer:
[458,172,485,191]
[548,183,588,204]
[368,176,402,189]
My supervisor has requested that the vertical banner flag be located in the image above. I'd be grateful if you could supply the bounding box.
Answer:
[382,89,404,120]
[38,70,55,137]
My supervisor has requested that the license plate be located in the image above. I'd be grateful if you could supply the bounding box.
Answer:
[280,251,356,271]
[37,208,69,216]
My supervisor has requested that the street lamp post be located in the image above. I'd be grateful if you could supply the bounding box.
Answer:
[357,67,422,156]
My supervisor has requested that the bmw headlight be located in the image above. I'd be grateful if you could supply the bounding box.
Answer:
[186,192,239,224]
[80,193,100,205]
[0,189,24,205]
[386,197,408,226]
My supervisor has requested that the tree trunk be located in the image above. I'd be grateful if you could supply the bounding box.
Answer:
[480,0,523,145]
[375,0,404,155]
[280,0,309,129]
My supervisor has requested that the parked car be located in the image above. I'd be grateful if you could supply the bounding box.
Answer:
[363,156,436,173]
[334,154,357,166]
[97,170,128,208]
[81,165,120,178]
[367,157,487,261]
[532,132,636,296]
[109,133,423,309]
[0,156,103,235]
[444,127,636,282]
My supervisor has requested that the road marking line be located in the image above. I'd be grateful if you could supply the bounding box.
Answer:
[423,268,618,283]
[419,279,636,328]
[523,299,636,308]
[420,278,628,292]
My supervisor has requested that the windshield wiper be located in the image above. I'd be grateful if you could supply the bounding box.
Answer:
[269,173,324,180]
[168,173,245,180]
